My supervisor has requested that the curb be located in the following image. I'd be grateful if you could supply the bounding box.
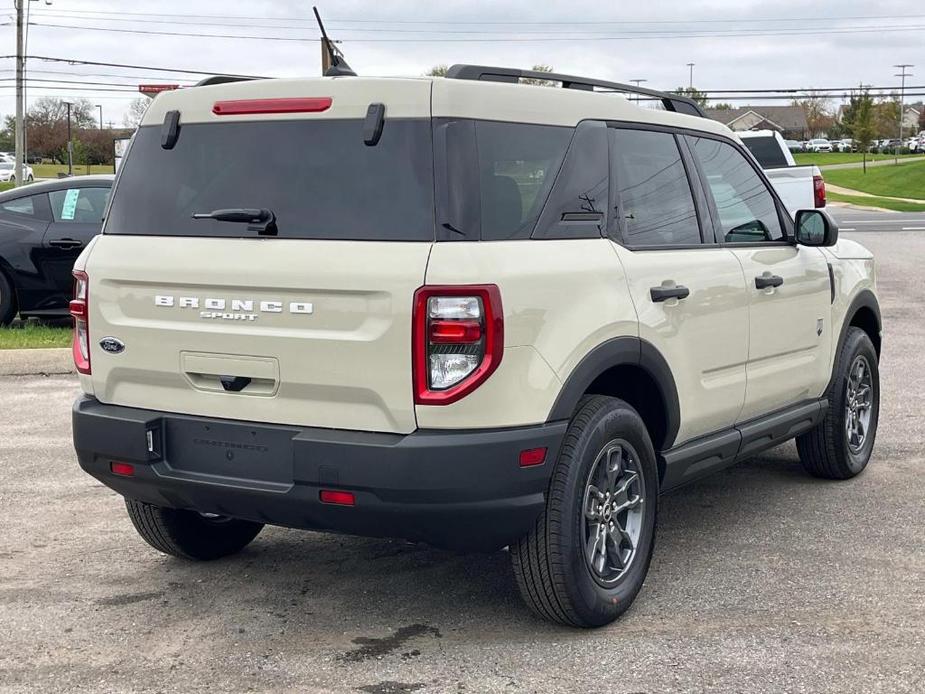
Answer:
[0,348,75,376]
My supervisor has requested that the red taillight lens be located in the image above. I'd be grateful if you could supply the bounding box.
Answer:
[70,270,90,375]
[813,174,826,208]
[412,285,503,405]
[319,489,355,506]
[212,97,332,116]
[519,447,547,467]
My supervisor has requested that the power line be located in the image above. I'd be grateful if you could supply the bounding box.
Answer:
[28,8,925,25]
[0,55,264,79]
[0,77,193,88]
[0,68,200,82]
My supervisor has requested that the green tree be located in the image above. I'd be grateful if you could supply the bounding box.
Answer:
[849,89,875,173]
[425,65,448,77]
[673,87,708,107]
[712,102,733,111]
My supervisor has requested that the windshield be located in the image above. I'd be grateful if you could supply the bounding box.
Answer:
[106,119,435,241]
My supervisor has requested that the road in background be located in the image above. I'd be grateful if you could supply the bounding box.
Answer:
[0,232,922,693]
[828,207,925,232]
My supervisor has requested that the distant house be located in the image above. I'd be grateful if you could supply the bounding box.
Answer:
[704,106,810,140]
[902,103,922,131]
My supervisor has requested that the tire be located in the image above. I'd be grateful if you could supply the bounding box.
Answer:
[125,499,263,560]
[511,395,658,627]
[0,270,16,326]
[797,327,880,479]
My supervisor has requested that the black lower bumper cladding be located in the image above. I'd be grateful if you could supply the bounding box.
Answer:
[72,396,566,551]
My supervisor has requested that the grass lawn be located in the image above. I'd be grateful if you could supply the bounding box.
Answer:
[827,191,925,212]
[31,163,114,179]
[824,160,925,200]
[793,152,921,167]
[0,323,72,349]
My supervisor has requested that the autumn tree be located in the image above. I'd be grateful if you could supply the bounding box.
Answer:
[792,92,834,137]
[123,97,150,129]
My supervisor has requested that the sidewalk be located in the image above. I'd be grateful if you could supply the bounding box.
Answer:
[827,183,925,204]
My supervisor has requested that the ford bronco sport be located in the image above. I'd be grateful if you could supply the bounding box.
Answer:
[71,65,881,628]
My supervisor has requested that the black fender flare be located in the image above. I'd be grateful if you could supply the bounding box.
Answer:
[546,336,681,450]
[826,288,882,391]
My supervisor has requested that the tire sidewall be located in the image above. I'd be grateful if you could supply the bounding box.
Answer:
[833,329,880,473]
[557,400,658,626]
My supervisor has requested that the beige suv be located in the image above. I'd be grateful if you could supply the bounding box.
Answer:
[71,66,881,628]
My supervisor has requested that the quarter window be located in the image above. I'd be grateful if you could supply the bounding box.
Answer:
[610,129,701,247]
[49,187,110,223]
[689,137,784,243]
[1,195,37,216]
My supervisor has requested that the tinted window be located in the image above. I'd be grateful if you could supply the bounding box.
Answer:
[476,121,571,240]
[1,195,36,216]
[49,187,110,223]
[107,120,434,240]
[740,136,789,168]
[533,120,608,239]
[610,129,700,247]
[689,137,784,243]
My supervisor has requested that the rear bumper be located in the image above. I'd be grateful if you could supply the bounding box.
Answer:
[72,396,566,550]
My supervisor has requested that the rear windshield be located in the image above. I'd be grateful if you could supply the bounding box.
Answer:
[740,136,789,168]
[106,119,434,241]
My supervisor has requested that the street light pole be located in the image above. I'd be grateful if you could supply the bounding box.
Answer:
[630,78,647,104]
[894,64,913,164]
[97,104,103,129]
[64,101,73,176]
[686,62,695,89]
[14,0,25,187]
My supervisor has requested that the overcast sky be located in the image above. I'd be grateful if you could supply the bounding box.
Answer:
[1,0,922,126]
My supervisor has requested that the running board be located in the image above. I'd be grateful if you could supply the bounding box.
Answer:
[659,399,828,492]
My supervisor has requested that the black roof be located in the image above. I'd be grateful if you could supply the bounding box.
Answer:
[0,174,114,201]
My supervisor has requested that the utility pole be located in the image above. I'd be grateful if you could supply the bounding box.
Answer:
[894,64,913,164]
[97,104,103,129]
[686,62,695,89]
[64,101,73,176]
[630,79,647,104]
[14,1,25,187]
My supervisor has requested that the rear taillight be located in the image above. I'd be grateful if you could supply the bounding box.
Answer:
[70,270,90,374]
[413,285,503,405]
[813,174,826,208]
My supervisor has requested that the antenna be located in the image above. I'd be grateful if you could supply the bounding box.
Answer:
[313,6,356,77]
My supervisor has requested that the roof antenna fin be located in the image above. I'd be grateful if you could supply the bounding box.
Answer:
[313,6,356,77]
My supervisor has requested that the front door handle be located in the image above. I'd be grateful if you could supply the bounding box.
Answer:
[755,274,784,289]
[48,238,83,250]
[650,285,690,303]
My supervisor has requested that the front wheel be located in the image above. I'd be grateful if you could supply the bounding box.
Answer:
[797,327,880,479]
[511,395,658,627]
[125,499,263,560]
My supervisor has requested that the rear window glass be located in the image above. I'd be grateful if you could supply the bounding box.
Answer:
[740,136,789,168]
[106,119,434,241]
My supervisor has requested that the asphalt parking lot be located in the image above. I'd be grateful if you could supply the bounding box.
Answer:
[1,228,923,693]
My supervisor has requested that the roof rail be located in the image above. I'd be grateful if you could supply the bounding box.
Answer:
[444,64,705,118]
[194,75,265,87]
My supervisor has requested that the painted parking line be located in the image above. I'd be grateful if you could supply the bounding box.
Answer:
[902,227,925,231]
[840,228,856,231]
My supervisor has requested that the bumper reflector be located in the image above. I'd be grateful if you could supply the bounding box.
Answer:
[519,447,547,467]
[319,489,356,506]
[110,461,135,477]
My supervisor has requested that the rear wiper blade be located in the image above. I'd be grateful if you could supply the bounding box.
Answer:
[191,208,277,235]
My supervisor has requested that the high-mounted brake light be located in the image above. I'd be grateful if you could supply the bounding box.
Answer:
[813,174,826,208]
[212,97,332,116]
[413,285,503,405]
[70,270,90,375]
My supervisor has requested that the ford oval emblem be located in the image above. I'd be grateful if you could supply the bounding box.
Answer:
[99,337,125,354]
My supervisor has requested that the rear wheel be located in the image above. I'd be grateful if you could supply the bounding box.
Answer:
[797,327,879,479]
[125,499,263,560]
[0,271,16,326]
[511,396,658,627]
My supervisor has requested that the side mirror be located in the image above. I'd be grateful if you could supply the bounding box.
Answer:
[795,209,838,247]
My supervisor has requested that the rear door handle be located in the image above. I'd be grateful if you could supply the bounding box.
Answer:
[650,285,690,302]
[49,238,83,250]
[755,274,784,289]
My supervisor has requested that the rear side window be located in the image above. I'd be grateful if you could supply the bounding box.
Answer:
[49,187,110,223]
[688,136,784,243]
[106,119,434,241]
[610,129,701,247]
[740,136,789,168]
[1,195,36,216]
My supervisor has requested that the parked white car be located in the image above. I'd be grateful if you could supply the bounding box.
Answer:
[0,162,34,183]
[836,139,854,152]
[738,130,826,217]
[807,138,833,153]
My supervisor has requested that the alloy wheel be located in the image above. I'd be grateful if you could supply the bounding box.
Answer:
[845,354,874,453]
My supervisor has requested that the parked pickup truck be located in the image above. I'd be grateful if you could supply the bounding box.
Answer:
[738,130,826,216]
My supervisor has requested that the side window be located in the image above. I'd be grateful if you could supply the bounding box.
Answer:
[688,137,784,243]
[475,121,572,241]
[533,120,609,240]
[48,187,110,224]
[610,129,701,247]
[1,195,38,216]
